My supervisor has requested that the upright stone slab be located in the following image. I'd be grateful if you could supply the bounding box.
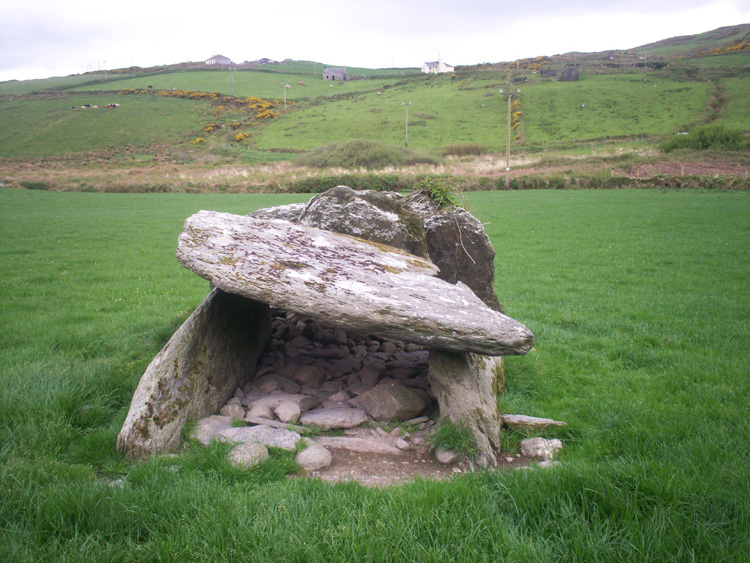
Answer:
[296,186,428,258]
[402,191,504,312]
[428,349,506,467]
[117,289,271,460]
[560,67,580,82]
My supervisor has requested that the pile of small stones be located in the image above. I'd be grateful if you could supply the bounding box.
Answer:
[193,311,566,475]
[193,311,445,471]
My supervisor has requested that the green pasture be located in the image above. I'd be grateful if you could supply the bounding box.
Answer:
[714,77,750,130]
[1,187,748,561]
[2,68,748,159]
[520,74,713,143]
[0,74,133,97]
[250,61,420,77]
[74,69,407,101]
[254,73,718,151]
[254,74,497,151]
[0,94,212,158]
[688,52,750,67]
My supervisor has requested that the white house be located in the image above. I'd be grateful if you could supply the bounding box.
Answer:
[422,58,454,74]
[206,54,234,66]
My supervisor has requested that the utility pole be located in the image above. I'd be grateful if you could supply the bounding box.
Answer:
[402,102,411,148]
[499,89,520,189]
[282,84,290,111]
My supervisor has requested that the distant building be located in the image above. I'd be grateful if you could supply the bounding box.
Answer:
[422,59,454,74]
[206,54,233,66]
[323,67,348,81]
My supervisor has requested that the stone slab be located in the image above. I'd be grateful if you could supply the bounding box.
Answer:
[176,211,534,356]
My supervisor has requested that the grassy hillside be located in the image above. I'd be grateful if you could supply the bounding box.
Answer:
[0,94,212,159]
[1,188,748,561]
[249,60,420,77]
[632,24,750,57]
[254,73,715,151]
[74,69,410,101]
[0,74,136,96]
[0,25,748,166]
[715,77,750,130]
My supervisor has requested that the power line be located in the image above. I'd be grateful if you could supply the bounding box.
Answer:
[641,0,672,15]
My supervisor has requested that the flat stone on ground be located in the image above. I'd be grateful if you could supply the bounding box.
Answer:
[298,407,369,430]
[192,415,233,445]
[501,414,567,430]
[314,436,402,455]
[218,426,302,451]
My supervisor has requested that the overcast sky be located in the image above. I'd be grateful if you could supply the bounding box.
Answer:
[1,0,748,82]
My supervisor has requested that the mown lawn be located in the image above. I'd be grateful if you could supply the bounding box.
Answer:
[0,187,748,562]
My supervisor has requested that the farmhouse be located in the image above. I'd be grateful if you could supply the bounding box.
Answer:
[323,67,349,81]
[422,58,454,74]
[206,54,234,66]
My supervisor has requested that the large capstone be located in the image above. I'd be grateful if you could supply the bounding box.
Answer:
[176,210,533,356]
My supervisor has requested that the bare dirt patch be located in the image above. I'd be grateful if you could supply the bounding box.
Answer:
[303,448,532,487]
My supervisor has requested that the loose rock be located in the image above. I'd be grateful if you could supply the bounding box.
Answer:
[228,442,269,468]
[274,401,302,424]
[436,448,458,464]
[220,404,245,420]
[192,415,233,445]
[358,380,426,421]
[295,439,333,471]
[520,437,563,461]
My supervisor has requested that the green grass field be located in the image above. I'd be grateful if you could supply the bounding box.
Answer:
[1,187,748,561]
[244,61,420,77]
[0,74,135,96]
[254,73,717,151]
[715,77,750,130]
[0,94,212,158]
[1,65,747,160]
[688,52,750,67]
[74,69,408,101]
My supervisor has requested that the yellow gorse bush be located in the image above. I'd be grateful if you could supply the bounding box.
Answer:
[118,88,289,121]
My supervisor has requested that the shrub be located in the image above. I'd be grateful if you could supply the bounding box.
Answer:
[443,144,488,157]
[660,125,748,153]
[414,176,459,209]
[19,180,49,190]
